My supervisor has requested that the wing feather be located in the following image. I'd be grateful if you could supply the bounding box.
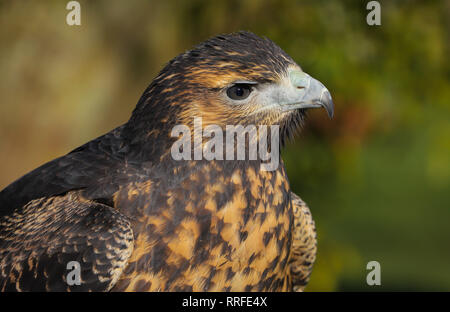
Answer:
[0,192,134,291]
[289,192,317,291]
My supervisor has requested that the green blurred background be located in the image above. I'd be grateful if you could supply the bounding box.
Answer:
[0,0,449,291]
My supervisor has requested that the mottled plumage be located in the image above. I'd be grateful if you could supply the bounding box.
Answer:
[0,31,332,291]
[289,193,317,291]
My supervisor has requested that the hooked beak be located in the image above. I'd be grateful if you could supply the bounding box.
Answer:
[281,70,334,118]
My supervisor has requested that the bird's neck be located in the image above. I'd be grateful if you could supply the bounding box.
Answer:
[121,120,281,171]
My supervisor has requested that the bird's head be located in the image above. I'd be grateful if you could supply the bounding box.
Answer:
[126,31,333,154]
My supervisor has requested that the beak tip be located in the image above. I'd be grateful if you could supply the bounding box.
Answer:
[327,101,334,119]
[322,91,334,119]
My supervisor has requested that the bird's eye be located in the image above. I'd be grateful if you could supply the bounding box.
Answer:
[226,84,253,101]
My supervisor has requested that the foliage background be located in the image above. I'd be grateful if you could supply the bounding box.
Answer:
[0,0,448,291]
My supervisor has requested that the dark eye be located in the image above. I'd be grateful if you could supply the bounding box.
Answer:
[226,84,253,100]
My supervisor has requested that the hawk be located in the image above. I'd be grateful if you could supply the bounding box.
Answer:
[0,31,333,291]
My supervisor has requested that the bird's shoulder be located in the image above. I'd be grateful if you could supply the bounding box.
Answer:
[0,125,138,217]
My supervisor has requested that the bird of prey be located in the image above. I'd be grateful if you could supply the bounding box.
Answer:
[0,31,333,292]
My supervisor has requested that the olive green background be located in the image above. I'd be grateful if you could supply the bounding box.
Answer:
[0,0,448,291]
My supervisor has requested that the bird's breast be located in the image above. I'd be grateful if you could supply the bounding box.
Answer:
[113,161,294,291]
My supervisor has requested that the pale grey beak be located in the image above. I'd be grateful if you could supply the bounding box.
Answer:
[283,70,334,118]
